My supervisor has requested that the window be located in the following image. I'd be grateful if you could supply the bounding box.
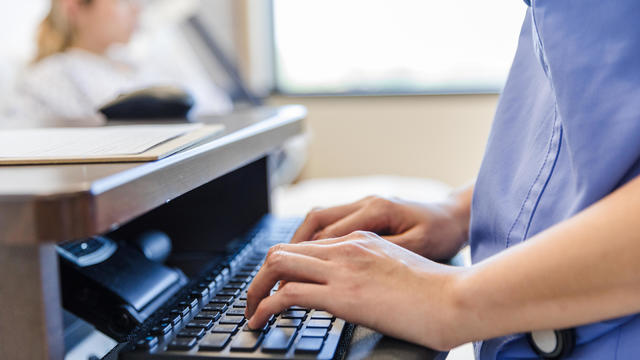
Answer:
[272,0,526,95]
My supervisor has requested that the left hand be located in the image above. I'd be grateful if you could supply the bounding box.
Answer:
[244,231,466,350]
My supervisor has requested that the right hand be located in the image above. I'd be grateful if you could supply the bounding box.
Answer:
[290,192,472,261]
[245,231,468,350]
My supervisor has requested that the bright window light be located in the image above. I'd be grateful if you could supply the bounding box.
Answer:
[273,0,526,94]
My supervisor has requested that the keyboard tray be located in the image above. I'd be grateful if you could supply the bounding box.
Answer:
[120,217,353,360]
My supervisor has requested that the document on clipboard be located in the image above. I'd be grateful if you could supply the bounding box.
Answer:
[0,123,224,165]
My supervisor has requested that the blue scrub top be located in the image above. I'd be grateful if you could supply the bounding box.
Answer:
[469,0,640,358]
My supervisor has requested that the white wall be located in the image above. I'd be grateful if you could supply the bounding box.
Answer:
[270,94,498,187]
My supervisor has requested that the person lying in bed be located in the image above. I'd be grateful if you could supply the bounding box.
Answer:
[2,0,232,127]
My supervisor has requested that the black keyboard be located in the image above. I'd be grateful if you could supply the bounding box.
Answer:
[122,216,353,360]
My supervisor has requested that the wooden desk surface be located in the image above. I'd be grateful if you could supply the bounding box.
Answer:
[0,105,305,245]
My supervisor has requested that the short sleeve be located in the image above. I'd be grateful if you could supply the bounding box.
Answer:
[532,0,640,184]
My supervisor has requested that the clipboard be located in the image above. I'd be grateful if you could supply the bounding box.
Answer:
[0,124,225,165]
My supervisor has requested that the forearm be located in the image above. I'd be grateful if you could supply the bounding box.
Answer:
[451,176,640,345]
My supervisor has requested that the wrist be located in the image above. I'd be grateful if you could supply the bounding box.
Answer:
[418,265,481,350]
[410,265,473,350]
[424,189,472,259]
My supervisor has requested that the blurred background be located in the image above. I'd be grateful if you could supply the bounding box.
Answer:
[0,0,525,189]
[0,1,526,358]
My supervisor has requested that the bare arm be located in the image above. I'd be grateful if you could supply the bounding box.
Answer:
[451,175,640,345]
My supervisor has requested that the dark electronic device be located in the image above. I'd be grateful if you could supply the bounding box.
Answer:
[527,329,576,359]
[57,236,187,341]
[134,231,173,263]
[99,86,195,120]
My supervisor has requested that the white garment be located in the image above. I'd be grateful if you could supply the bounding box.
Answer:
[2,48,233,128]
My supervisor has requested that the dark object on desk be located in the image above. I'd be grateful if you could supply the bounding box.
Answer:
[57,237,187,341]
[99,86,195,120]
[133,230,172,263]
[527,329,576,359]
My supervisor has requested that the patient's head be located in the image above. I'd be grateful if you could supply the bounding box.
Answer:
[35,0,140,61]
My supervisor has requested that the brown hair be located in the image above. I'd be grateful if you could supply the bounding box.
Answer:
[34,0,93,62]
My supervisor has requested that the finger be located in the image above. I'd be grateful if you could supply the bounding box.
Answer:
[266,242,334,260]
[304,234,367,246]
[383,228,418,246]
[273,241,344,290]
[247,282,327,329]
[312,207,386,240]
[290,202,362,244]
[245,251,331,319]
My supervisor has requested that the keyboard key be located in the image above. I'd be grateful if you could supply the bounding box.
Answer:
[204,303,227,313]
[230,331,264,351]
[275,318,302,328]
[135,335,158,349]
[177,328,205,339]
[191,288,209,299]
[198,333,231,351]
[224,284,245,291]
[236,272,254,278]
[220,315,245,325]
[311,311,334,319]
[195,311,220,321]
[211,296,234,305]
[242,322,269,332]
[187,319,213,330]
[188,298,199,309]
[231,276,252,283]
[150,322,172,336]
[167,314,181,326]
[171,306,190,318]
[217,289,240,297]
[233,300,247,308]
[204,280,217,292]
[211,324,238,333]
[307,319,332,328]
[226,308,246,316]
[301,327,328,338]
[170,314,182,327]
[289,306,309,312]
[295,337,324,353]
[199,280,215,291]
[178,300,192,310]
[168,337,196,351]
[281,310,306,319]
[261,327,297,353]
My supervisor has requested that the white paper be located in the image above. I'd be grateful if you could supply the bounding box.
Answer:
[0,124,202,159]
